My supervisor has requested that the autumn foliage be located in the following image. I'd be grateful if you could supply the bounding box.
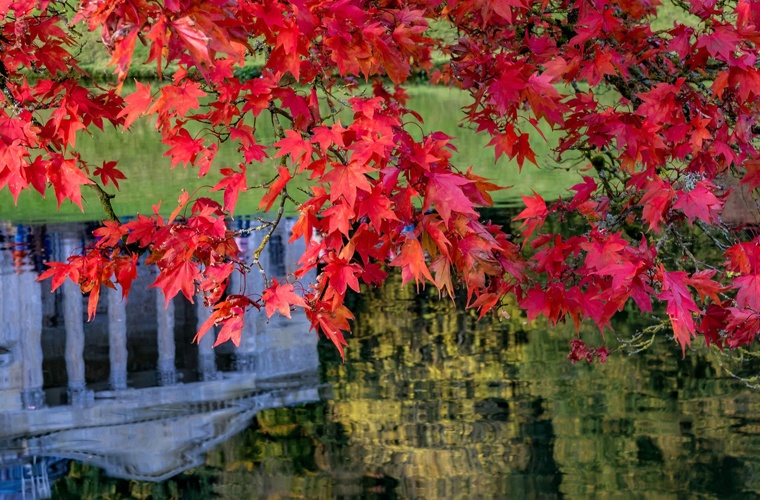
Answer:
[4,0,760,360]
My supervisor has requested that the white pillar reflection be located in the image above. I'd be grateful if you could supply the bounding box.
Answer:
[19,268,45,409]
[61,235,92,405]
[107,285,128,390]
[156,291,177,385]
[196,298,217,381]
[0,224,46,410]
[230,232,261,372]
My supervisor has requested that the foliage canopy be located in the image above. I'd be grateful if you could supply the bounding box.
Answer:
[4,0,760,360]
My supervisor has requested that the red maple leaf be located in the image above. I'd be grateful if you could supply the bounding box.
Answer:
[93,220,126,247]
[321,161,373,208]
[211,163,248,214]
[686,269,724,304]
[741,159,760,190]
[150,260,200,307]
[149,81,206,117]
[697,27,740,61]
[93,161,126,189]
[657,269,701,355]
[116,254,138,300]
[390,237,434,288]
[324,260,361,295]
[261,278,307,318]
[117,81,152,129]
[308,303,353,361]
[195,295,256,347]
[46,156,93,211]
[639,179,674,232]
[322,200,354,236]
[423,170,476,226]
[733,273,760,310]
[357,185,398,231]
[163,128,204,169]
[513,192,549,244]
[258,166,292,212]
[273,129,313,173]
[673,182,723,225]
[37,261,72,292]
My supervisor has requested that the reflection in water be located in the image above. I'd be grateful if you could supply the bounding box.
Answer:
[0,456,67,499]
[0,219,320,496]
[1,215,760,498]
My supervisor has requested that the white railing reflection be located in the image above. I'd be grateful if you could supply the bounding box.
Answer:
[0,218,321,486]
[0,219,319,407]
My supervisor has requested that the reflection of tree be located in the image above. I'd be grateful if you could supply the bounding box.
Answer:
[522,316,760,497]
[320,265,760,498]
[52,461,217,499]
[314,273,563,498]
[204,405,332,498]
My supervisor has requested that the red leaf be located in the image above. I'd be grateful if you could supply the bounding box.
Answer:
[513,192,549,244]
[163,128,204,169]
[390,237,434,288]
[639,179,674,233]
[657,270,700,355]
[124,214,158,247]
[195,295,255,347]
[324,260,361,295]
[322,200,355,236]
[150,260,200,307]
[487,126,517,162]
[423,170,476,226]
[673,182,723,225]
[93,220,126,247]
[117,81,152,130]
[116,254,138,300]
[261,278,307,318]
[93,161,126,190]
[37,261,72,292]
[356,185,398,231]
[273,129,313,173]
[258,166,292,212]
[697,27,740,61]
[169,190,191,224]
[46,156,93,211]
[733,274,760,310]
[149,82,206,117]
[741,159,760,190]
[686,269,723,304]
[211,163,248,214]
[308,303,353,361]
[171,16,212,68]
[321,161,373,209]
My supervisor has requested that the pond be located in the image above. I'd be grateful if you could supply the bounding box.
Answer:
[1,214,760,499]
[1,86,760,499]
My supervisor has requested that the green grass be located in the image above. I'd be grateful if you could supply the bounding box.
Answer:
[0,85,582,223]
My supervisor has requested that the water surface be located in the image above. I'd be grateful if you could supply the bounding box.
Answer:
[1,215,759,499]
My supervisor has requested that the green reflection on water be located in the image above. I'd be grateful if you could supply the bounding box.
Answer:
[50,266,760,499]
[1,85,579,223]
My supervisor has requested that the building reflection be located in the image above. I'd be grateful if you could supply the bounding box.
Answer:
[0,219,320,491]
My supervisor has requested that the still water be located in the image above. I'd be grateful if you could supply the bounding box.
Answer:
[1,214,760,500]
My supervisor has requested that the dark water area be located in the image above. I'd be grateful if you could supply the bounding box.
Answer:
[1,214,760,499]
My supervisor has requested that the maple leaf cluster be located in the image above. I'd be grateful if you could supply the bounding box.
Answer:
[2,0,760,361]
